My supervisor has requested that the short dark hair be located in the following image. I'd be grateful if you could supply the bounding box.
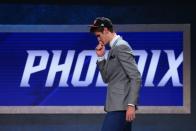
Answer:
[89,17,114,33]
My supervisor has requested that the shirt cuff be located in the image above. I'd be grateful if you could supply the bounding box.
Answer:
[97,56,105,62]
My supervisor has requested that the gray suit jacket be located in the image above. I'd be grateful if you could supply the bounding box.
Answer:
[97,37,141,112]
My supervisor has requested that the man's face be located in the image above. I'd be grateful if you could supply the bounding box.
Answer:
[94,28,109,45]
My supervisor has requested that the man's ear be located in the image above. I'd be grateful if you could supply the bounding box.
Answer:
[103,27,109,34]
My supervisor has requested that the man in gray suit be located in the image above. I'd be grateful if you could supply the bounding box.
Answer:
[89,17,141,131]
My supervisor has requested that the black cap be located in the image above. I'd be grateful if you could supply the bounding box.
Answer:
[89,17,113,31]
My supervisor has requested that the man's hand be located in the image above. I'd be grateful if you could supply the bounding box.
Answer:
[126,105,136,122]
[96,41,105,57]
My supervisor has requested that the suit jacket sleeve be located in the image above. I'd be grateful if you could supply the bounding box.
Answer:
[96,59,109,83]
[116,45,141,106]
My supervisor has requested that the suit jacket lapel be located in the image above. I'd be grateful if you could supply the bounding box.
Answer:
[105,37,122,72]
[105,49,112,71]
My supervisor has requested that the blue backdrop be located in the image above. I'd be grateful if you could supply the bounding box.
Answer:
[0,31,183,106]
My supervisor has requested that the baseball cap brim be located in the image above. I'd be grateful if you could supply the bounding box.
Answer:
[88,25,97,27]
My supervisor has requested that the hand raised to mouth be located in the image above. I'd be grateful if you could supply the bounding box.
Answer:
[96,41,105,57]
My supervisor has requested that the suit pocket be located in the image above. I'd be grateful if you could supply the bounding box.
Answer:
[108,55,118,67]
[109,55,116,60]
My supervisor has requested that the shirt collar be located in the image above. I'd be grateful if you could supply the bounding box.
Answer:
[109,34,120,48]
